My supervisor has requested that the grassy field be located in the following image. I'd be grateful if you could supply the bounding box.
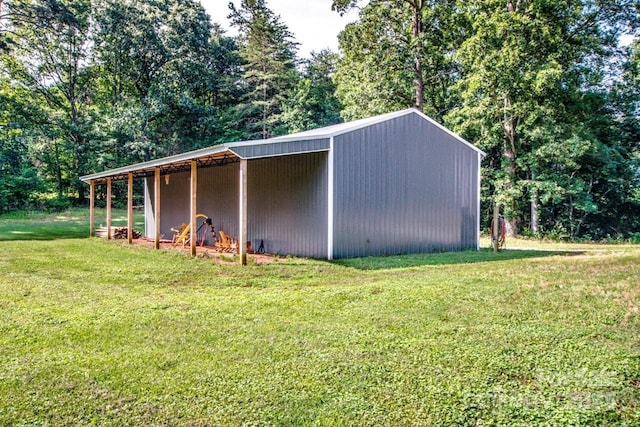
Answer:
[1,211,639,425]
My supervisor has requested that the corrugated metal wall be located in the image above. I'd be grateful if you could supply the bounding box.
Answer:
[198,164,241,242]
[248,152,328,258]
[332,113,479,258]
[144,164,239,245]
[143,152,328,257]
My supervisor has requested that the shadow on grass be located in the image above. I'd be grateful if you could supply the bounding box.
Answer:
[0,222,144,241]
[332,248,584,270]
[0,209,146,242]
[0,222,90,241]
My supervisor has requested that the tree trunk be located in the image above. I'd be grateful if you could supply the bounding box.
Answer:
[411,0,424,111]
[262,83,268,139]
[502,96,520,236]
[78,181,86,204]
[53,141,63,197]
[501,0,524,236]
[569,195,574,238]
[76,144,86,204]
[262,63,268,139]
[531,171,539,234]
[531,191,539,234]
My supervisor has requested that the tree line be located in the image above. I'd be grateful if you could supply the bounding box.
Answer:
[1,0,639,240]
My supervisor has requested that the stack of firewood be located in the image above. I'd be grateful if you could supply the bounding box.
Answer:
[113,227,141,239]
[96,227,141,239]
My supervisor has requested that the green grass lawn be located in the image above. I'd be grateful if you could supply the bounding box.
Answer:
[1,211,639,425]
[0,208,144,241]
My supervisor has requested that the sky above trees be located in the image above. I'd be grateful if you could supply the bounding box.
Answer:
[201,0,360,57]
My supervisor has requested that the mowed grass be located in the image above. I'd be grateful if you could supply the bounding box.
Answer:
[1,212,639,425]
[0,208,144,241]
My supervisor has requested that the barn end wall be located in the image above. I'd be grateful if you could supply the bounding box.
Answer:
[332,113,479,258]
[144,152,328,257]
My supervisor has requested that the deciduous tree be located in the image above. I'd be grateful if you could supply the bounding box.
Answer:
[4,0,96,202]
[281,49,342,133]
[448,0,639,236]
[333,0,462,120]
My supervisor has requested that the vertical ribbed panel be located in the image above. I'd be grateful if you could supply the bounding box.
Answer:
[333,113,479,258]
[248,152,328,258]
[197,164,240,244]
[230,138,330,159]
[144,154,328,257]
[158,171,191,242]
[142,166,239,244]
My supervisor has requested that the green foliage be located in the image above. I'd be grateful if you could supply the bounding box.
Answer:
[3,0,98,202]
[0,164,44,212]
[0,77,46,212]
[331,0,640,240]
[229,0,299,139]
[93,0,224,158]
[1,0,249,209]
[42,194,72,212]
[281,49,343,132]
[334,0,462,120]
[447,0,640,238]
[0,214,639,424]
[334,4,416,120]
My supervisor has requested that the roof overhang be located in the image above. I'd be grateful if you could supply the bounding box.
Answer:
[81,136,334,184]
[80,146,239,184]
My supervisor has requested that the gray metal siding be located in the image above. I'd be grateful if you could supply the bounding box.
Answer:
[198,164,240,243]
[145,172,189,244]
[143,154,328,257]
[141,112,478,259]
[332,113,479,258]
[143,165,239,245]
[248,152,328,258]
[230,138,329,159]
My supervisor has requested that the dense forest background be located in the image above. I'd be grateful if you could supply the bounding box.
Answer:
[1,0,639,240]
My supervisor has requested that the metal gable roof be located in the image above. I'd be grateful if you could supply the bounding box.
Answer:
[80,145,236,183]
[80,108,483,183]
[266,109,412,141]
[266,108,484,156]
[228,108,484,156]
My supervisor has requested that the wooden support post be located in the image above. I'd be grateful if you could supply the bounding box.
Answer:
[89,180,95,237]
[190,160,197,257]
[127,172,133,244]
[492,204,499,253]
[239,159,247,265]
[154,167,161,250]
[106,177,112,240]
